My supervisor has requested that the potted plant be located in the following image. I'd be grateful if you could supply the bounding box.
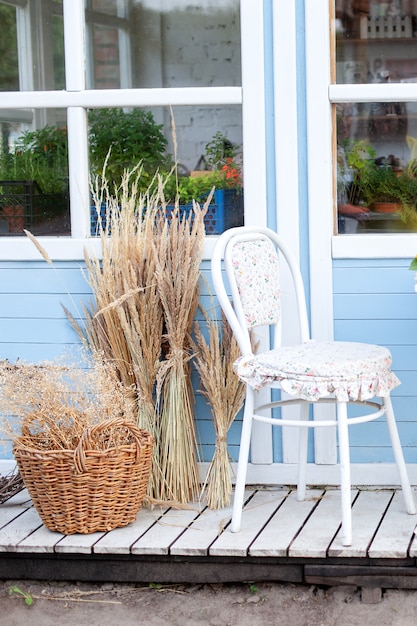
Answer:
[163,131,244,234]
[88,108,172,193]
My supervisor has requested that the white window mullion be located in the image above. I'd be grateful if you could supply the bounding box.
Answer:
[63,0,89,239]
[239,0,270,464]
[305,0,337,464]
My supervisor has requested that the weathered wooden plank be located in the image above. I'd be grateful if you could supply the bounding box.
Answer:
[305,565,417,590]
[170,503,234,556]
[249,489,323,557]
[209,489,288,558]
[93,506,168,555]
[54,531,107,554]
[369,491,417,559]
[328,490,393,558]
[15,525,64,553]
[131,505,202,556]
[0,507,43,551]
[0,490,32,530]
[289,490,357,558]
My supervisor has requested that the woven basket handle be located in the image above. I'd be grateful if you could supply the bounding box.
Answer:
[74,417,151,475]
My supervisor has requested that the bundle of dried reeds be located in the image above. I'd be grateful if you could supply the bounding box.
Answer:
[153,191,209,503]
[65,170,166,498]
[23,163,209,506]
[192,309,246,509]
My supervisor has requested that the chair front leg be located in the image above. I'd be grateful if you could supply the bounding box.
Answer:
[383,395,416,515]
[297,403,309,502]
[337,401,352,546]
[231,387,255,533]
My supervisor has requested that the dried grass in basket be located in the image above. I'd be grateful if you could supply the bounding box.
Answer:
[13,417,154,534]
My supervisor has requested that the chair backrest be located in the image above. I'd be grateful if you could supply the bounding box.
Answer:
[211,226,310,356]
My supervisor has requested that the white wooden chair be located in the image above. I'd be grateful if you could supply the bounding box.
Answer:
[211,226,416,546]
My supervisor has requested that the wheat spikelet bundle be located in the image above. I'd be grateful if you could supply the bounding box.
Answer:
[153,193,208,503]
[192,309,246,509]
[67,169,165,498]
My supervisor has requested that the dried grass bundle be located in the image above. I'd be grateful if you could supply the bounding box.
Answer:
[23,160,211,506]
[0,356,136,451]
[192,309,246,509]
[153,193,209,503]
[67,170,165,498]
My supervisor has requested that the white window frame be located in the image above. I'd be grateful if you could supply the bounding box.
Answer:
[0,0,267,262]
[306,0,417,264]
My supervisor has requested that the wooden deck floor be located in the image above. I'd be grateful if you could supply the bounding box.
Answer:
[2,486,417,589]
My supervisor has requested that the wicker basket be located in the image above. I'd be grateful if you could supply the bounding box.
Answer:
[13,417,154,534]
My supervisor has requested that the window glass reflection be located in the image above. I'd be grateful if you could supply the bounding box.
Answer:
[335,0,417,85]
[0,114,70,236]
[88,105,243,236]
[335,1,417,233]
[87,0,241,89]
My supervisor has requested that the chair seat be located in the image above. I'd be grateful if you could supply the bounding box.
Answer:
[234,340,400,402]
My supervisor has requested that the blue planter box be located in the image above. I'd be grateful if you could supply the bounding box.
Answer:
[90,189,243,236]
[166,188,244,235]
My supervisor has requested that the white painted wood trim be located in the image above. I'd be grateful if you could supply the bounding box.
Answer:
[273,0,302,464]
[4,458,416,490]
[0,87,242,109]
[240,0,270,463]
[333,234,417,259]
[0,460,17,474]
[199,462,417,487]
[63,0,85,92]
[330,82,417,102]
[305,0,337,464]
[240,0,267,228]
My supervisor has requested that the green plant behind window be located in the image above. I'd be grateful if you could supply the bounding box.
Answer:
[88,108,172,192]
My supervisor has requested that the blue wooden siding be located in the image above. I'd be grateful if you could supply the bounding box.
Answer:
[0,260,239,464]
[333,258,417,464]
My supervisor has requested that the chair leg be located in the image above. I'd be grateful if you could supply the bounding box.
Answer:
[337,402,352,546]
[231,389,255,533]
[297,403,309,502]
[383,395,416,515]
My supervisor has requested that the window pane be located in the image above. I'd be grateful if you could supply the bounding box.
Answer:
[0,112,70,236]
[0,4,19,91]
[335,1,417,84]
[87,0,241,89]
[0,0,65,92]
[336,99,417,233]
[87,105,243,235]
[334,1,417,233]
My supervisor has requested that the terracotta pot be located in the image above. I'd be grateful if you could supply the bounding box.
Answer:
[1,205,25,232]
[372,202,401,213]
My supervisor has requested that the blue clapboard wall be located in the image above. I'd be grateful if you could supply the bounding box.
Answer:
[333,258,417,464]
[0,260,242,463]
[2,257,417,466]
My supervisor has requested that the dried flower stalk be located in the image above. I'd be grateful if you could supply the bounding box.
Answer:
[192,308,246,509]
[154,192,208,503]
[0,356,136,451]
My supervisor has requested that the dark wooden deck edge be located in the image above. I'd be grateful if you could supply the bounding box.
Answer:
[1,554,417,589]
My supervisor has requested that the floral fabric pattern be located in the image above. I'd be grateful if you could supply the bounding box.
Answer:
[231,239,281,328]
[235,340,400,402]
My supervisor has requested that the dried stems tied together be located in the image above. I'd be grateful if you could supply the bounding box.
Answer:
[67,169,209,504]
[192,307,246,509]
[18,162,243,509]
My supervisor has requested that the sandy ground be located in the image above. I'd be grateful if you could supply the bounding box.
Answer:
[2,580,417,626]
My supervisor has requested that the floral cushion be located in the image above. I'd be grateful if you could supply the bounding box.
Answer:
[234,340,400,402]
[231,239,281,327]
